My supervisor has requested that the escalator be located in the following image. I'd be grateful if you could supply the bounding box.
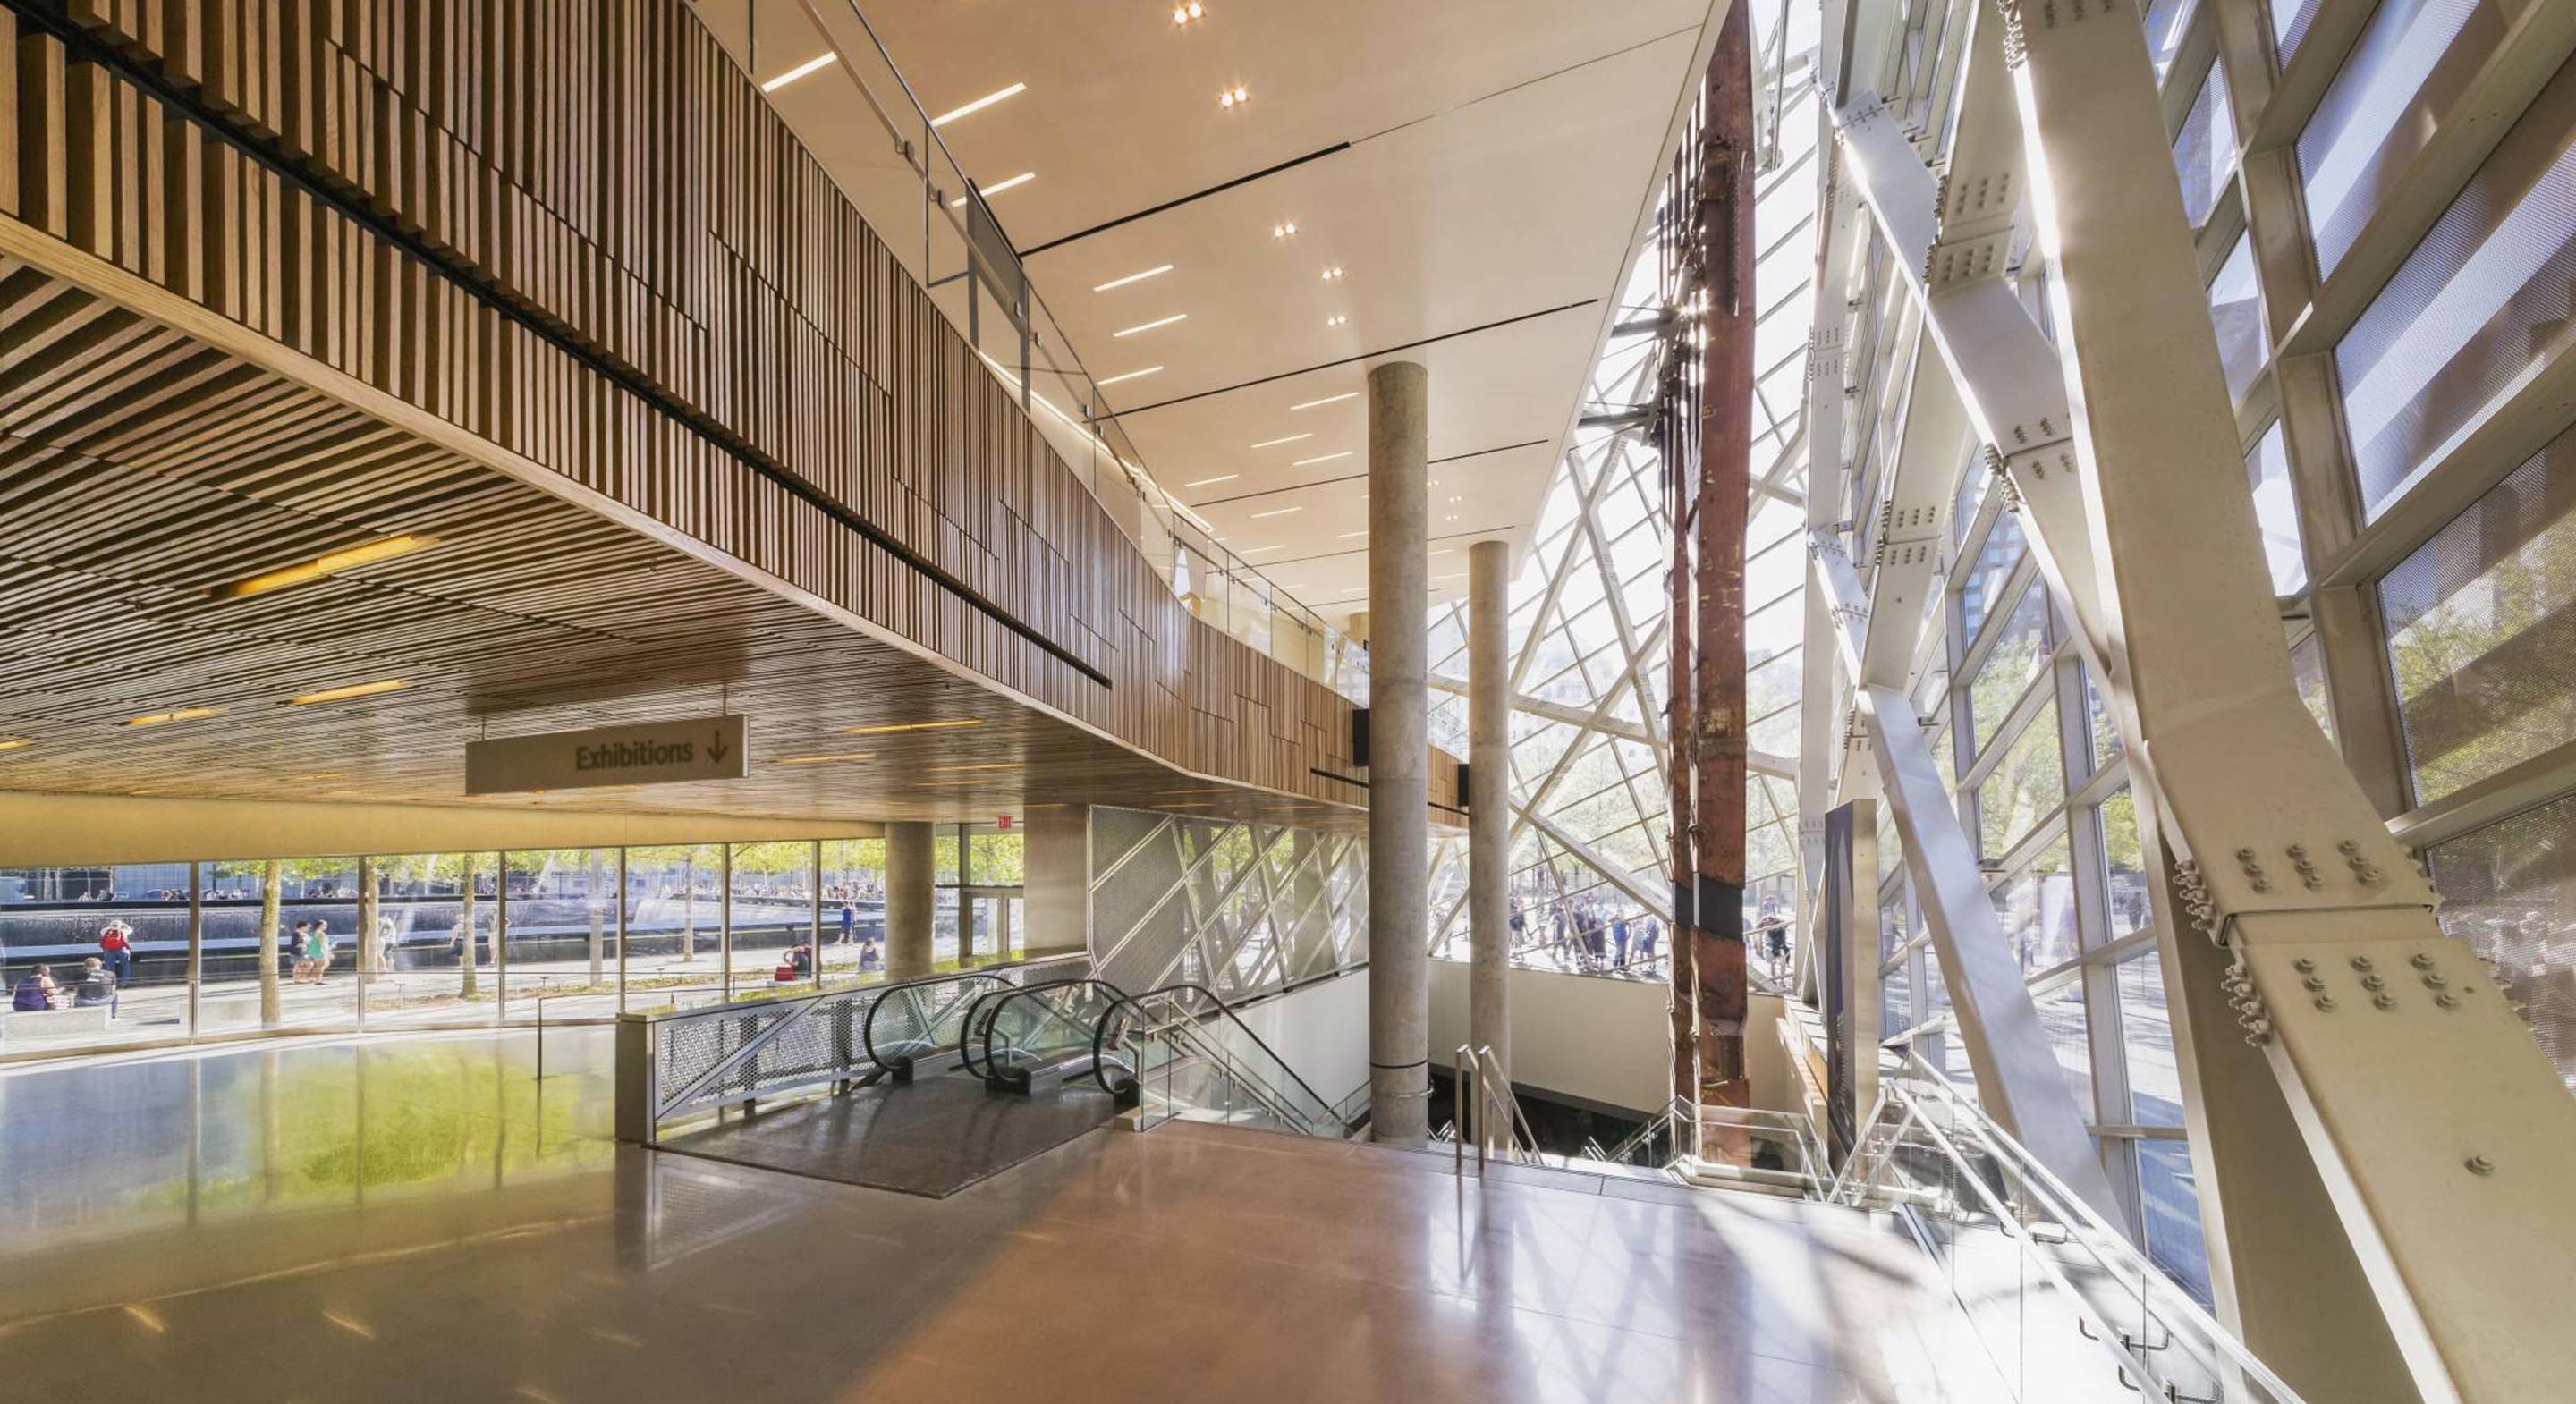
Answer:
[958,978,1354,1141]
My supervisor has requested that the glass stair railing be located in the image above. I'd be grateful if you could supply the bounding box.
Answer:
[962,978,1131,1090]
[1093,984,1353,1138]
[859,969,1016,1078]
[1834,1053,2312,1404]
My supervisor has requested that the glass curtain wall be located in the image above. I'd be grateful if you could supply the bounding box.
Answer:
[2,837,894,1055]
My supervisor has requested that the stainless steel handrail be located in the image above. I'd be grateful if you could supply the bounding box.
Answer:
[1855,1052,2311,1404]
[1090,983,1347,1136]
[1452,1044,1545,1173]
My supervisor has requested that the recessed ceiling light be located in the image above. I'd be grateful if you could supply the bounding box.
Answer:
[120,706,225,728]
[1321,266,1343,281]
[1293,451,1352,466]
[777,751,878,765]
[761,54,835,93]
[1338,529,1368,539]
[1218,85,1250,108]
[1436,573,1467,581]
[1114,312,1188,337]
[212,534,437,600]
[1292,391,1356,410]
[1242,544,1285,553]
[1271,221,1300,239]
[1325,315,1347,327]
[1093,264,1174,292]
[1185,474,1239,488]
[1281,583,1309,590]
[948,172,1035,207]
[1250,433,1313,449]
[287,679,408,706]
[929,81,1027,128]
[1339,586,1367,596]
[1250,506,1303,519]
[1097,365,1164,386]
[1173,1,1206,23]
[0,738,30,753]
[843,719,984,736]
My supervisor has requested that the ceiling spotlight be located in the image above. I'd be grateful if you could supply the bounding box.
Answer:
[1321,266,1343,281]
[1272,221,1299,239]
[120,706,225,729]
[1172,2,1205,23]
[1325,314,1347,327]
[1218,85,1250,108]
[286,679,409,706]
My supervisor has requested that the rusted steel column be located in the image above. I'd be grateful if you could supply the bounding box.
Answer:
[1660,0,1755,1128]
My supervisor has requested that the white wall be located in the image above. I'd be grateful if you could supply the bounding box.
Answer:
[1213,968,1371,1107]
[1429,960,1673,1115]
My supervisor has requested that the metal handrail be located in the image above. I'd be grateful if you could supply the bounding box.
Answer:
[1850,1053,2309,1403]
[970,978,1130,1089]
[860,968,1013,1075]
[1452,1044,1545,1173]
[1089,983,1343,1131]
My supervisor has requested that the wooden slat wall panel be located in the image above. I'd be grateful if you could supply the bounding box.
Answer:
[0,4,1462,819]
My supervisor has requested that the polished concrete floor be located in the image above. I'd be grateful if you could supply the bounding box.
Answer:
[0,1029,2015,1402]
[664,1065,1119,1197]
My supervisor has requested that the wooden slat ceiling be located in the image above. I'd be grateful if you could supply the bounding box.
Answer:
[0,260,1404,833]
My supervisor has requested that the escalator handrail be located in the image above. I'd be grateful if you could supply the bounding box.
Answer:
[1089,983,1343,1133]
[859,968,1014,1073]
[964,977,1131,1087]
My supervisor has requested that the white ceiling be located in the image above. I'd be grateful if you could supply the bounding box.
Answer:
[700,0,1722,627]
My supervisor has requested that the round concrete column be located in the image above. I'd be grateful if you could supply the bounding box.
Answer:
[1467,537,1511,1108]
[885,821,935,980]
[1366,360,1431,1146]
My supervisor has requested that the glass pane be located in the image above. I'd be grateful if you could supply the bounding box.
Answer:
[2334,55,2576,517]
[2209,234,2267,402]
[2119,952,2185,1125]
[626,845,724,996]
[817,839,886,977]
[729,842,816,996]
[2086,670,2123,770]
[2244,420,2306,594]
[2299,0,2506,280]
[1979,698,2064,858]
[500,850,615,1019]
[2145,0,2200,80]
[0,863,193,1051]
[1883,952,1914,1036]
[2140,1139,2215,1305]
[2035,980,2095,1121]
[1990,834,2078,974]
[2172,63,2236,229]
[2270,0,2329,63]
[2290,633,2335,742]
[2102,787,2151,939]
[2377,430,2576,804]
[1970,580,2052,754]
[2425,791,2576,1091]
[363,854,489,1027]
[1960,508,2026,639]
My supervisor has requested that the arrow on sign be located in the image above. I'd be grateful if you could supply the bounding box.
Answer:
[708,730,732,765]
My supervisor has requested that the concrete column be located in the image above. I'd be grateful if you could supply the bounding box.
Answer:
[1021,804,1090,960]
[1367,359,1430,1146]
[1466,538,1511,1106]
[885,822,935,980]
